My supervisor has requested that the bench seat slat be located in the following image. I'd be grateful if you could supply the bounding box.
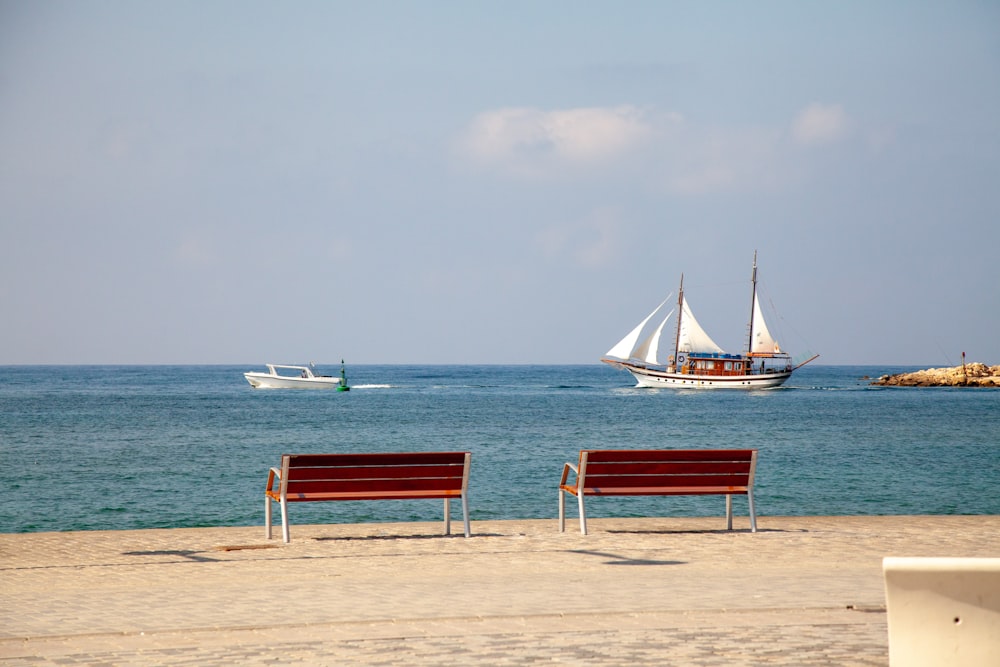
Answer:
[287,464,466,481]
[269,489,464,502]
[582,473,751,488]
[284,477,464,495]
[564,485,749,497]
[288,452,466,467]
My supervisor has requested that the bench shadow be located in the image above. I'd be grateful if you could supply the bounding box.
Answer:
[122,549,225,563]
[123,544,280,562]
[568,549,685,566]
[605,527,799,535]
[314,532,504,542]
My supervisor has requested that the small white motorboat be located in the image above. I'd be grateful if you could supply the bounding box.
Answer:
[244,363,349,390]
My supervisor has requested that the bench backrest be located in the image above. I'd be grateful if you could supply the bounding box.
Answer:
[577,449,757,491]
[278,452,471,497]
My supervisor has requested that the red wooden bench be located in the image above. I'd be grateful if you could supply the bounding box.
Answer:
[558,449,758,534]
[265,452,471,543]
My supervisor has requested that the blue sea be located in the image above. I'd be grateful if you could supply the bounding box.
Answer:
[1,364,998,534]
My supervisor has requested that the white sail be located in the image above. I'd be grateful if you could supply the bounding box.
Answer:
[642,312,672,365]
[750,293,782,354]
[605,295,672,360]
[678,297,724,354]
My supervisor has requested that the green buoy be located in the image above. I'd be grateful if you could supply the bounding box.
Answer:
[338,359,350,391]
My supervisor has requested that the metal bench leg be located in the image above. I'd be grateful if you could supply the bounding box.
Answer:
[444,497,451,535]
[265,497,272,539]
[461,493,471,538]
[748,490,757,533]
[726,494,733,530]
[578,494,587,535]
[559,490,565,532]
[280,498,290,543]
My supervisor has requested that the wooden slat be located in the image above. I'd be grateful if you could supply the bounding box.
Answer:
[284,489,464,502]
[582,485,749,497]
[287,452,468,467]
[286,477,463,495]
[287,464,466,482]
[583,449,754,463]
[585,473,749,488]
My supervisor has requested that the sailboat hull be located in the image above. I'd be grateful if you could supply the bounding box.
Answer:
[609,360,792,389]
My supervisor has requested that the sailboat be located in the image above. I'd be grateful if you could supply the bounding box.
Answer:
[601,253,818,388]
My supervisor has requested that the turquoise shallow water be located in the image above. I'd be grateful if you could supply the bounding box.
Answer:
[1,364,998,533]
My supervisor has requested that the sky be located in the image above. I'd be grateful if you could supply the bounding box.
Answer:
[1,1,998,366]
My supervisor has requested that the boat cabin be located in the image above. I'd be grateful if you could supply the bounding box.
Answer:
[669,352,790,376]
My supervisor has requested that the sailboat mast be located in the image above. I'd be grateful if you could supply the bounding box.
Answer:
[672,274,684,369]
[746,251,758,357]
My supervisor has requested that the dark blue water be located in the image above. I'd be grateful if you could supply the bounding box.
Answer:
[1,365,998,533]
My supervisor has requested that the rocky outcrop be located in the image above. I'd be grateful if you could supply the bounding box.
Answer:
[872,363,1000,387]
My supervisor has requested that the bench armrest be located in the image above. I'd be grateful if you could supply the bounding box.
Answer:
[265,467,282,493]
[559,462,578,487]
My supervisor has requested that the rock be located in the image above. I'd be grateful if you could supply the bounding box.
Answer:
[871,363,1000,387]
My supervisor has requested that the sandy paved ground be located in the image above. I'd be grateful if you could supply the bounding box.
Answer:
[2,515,998,665]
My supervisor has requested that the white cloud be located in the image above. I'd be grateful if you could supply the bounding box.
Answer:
[458,103,850,195]
[664,105,849,194]
[791,103,848,146]
[458,106,653,174]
